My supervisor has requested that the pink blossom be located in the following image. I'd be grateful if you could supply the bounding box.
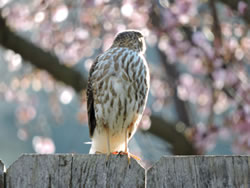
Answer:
[238,1,248,15]
[32,136,56,154]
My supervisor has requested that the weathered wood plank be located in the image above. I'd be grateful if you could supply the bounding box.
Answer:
[0,160,4,188]
[71,154,145,188]
[6,154,144,188]
[6,154,73,188]
[147,155,250,188]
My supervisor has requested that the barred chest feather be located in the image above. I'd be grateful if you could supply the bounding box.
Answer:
[89,47,149,153]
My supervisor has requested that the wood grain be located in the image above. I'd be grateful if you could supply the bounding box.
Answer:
[5,154,250,187]
[6,154,73,188]
[72,154,145,188]
[5,154,144,188]
[147,155,250,188]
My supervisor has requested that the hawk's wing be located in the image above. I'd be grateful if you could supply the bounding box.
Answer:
[87,56,99,138]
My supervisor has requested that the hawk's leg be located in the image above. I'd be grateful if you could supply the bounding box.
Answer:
[109,129,141,161]
[113,129,141,163]
[125,129,128,153]
[125,129,131,164]
[105,128,111,163]
[106,128,111,154]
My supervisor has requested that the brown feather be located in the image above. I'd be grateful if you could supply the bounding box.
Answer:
[87,56,100,137]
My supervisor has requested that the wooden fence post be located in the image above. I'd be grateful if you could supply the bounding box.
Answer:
[147,156,250,188]
[4,155,250,187]
[71,154,145,187]
[6,154,73,188]
[5,154,145,188]
[0,160,4,188]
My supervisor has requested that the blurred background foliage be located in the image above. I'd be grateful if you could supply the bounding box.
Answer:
[0,0,250,168]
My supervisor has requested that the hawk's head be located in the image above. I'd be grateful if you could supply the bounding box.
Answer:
[112,30,146,53]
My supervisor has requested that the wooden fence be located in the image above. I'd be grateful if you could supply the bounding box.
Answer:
[0,154,249,187]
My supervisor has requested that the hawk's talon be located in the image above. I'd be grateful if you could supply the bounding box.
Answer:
[110,151,141,161]
[111,151,119,155]
[129,153,141,161]
[118,151,128,155]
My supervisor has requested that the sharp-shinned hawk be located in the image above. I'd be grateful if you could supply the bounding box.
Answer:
[87,30,150,158]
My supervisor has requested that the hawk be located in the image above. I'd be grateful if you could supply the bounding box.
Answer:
[87,30,150,158]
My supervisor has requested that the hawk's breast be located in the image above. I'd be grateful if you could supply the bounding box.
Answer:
[91,47,149,137]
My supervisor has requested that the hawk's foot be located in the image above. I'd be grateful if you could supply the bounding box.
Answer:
[111,151,141,161]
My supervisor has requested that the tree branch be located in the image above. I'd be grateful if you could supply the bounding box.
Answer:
[0,14,197,155]
[157,48,192,127]
[149,4,192,127]
[147,116,196,155]
[210,0,222,48]
[219,0,250,25]
[0,15,86,92]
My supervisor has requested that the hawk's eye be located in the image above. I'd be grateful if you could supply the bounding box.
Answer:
[138,37,143,44]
